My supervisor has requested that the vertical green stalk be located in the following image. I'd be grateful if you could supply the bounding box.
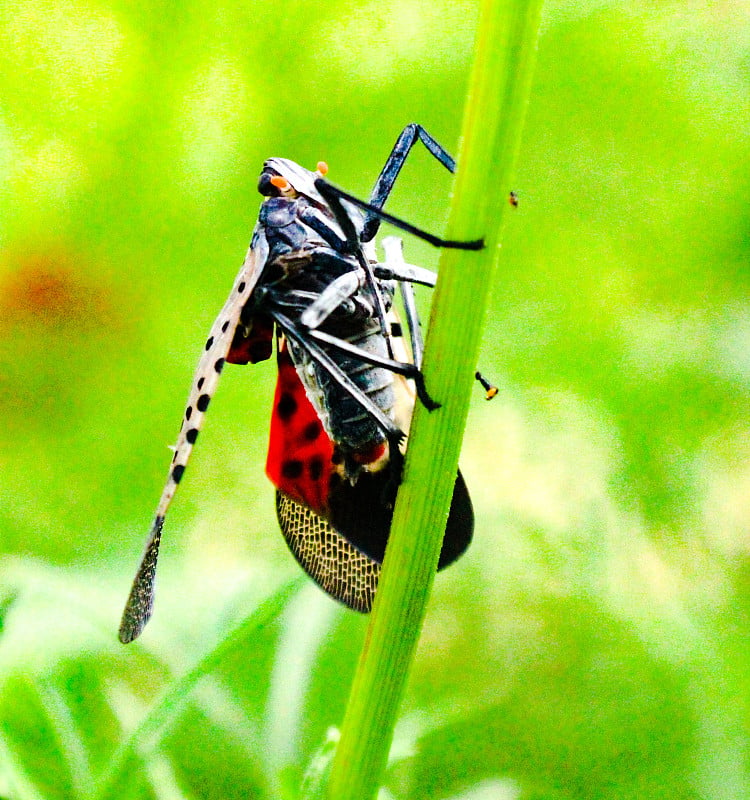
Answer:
[325,1,543,798]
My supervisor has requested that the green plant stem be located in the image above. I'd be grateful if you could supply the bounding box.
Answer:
[325,1,543,798]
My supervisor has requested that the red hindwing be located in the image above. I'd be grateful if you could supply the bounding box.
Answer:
[266,344,333,516]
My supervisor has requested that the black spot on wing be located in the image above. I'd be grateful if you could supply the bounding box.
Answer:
[303,421,321,441]
[276,393,297,421]
[197,377,205,390]
[308,456,324,481]
[281,460,303,479]
[238,281,246,293]
[205,336,214,350]
[221,320,230,333]
[197,394,210,412]
[186,428,199,444]
[214,358,224,373]
[172,464,185,483]
[186,406,193,420]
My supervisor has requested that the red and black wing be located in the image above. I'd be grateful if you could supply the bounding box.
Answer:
[119,228,269,643]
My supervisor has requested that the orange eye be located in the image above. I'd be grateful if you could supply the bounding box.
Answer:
[270,176,290,190]
[316,161,329,176]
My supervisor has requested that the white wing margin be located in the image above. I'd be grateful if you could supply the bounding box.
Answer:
[119,228,268,643]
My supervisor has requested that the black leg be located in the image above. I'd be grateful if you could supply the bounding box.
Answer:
[363,124,458,242]
[314,179,396,359]
[372,262,436,287]
[315,178,484,252]
[306,328,440,411]
[270,310,406,442]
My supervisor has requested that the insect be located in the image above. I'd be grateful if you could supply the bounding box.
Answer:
[119,124,483,643]
[508,190,519,207]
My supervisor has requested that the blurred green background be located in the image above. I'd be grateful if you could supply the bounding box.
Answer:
[1,0,748,798]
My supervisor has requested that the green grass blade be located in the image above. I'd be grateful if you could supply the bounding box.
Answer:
[94,577,303,800]
[325,1,544,798]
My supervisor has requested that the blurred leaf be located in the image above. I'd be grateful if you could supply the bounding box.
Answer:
[0,558,306,800]
[390,597,697,800]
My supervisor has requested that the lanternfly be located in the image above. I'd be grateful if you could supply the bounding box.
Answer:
[119,125,484,643]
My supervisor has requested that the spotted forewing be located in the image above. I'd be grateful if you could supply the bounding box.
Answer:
[118,229,268,643]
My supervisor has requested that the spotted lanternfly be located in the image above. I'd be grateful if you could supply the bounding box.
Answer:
[119,124,484,643]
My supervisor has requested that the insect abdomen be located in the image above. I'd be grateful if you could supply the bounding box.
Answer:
[288,322,395,464]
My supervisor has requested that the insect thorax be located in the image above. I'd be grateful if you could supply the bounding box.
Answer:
[257,194,397,476]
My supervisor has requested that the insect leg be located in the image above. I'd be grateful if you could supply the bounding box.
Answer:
[305,327,439,412]
[399,280,424,370]
[299,271,363,330]
[372,261,436,286]
[270,310,405,443]
[381,236,427,367]
[374,235,437,288]
[315,178,483,251]
[363,123,457,242]
[312,179,395,359]
[373,263,436,287]
[383,237,498,401]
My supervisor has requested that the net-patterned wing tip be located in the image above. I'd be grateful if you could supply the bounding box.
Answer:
[118,517,164,644]
[276,491,379,613]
